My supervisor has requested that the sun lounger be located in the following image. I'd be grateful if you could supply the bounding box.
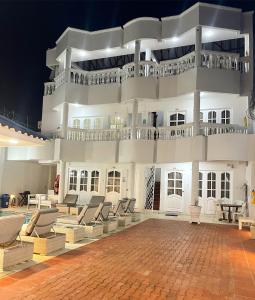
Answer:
[124,198,141,222]
[56,194,78,214]
[94,202,118,233]
[20,208,65,255]
[55,204,103,240]
[110,199,131,227]
[0,214,33,270]
[70,195,105,216]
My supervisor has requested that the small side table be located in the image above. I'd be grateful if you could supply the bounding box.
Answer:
[250,225,255,239]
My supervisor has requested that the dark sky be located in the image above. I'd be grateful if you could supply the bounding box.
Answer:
[0,0,254,129]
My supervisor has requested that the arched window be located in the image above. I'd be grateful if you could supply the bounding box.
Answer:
[199,172,203,197]
[221,172,230,199]
[91,170,100,192]
[73,119,80,128]
[107,170,121,193]
[208,111,217,123]
[207,172,216,198]
[83,118,91,129]
[167,172,183,196]
[221,110,230,124]
[69,169,77,191]
[80,170,88,191]
[169,113,185,126]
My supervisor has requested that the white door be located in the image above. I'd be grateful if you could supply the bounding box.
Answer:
[166,171,183,211]
[205,172,216,214]
[105,170,121,205]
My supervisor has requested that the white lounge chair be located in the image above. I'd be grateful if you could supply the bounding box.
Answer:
[94,202,118,233]
[56,194,78,214]
[111,199,131,227]
[124,198,141,222]
[0,214,33,270]
[20,208,65,255]
[56,204,103,239]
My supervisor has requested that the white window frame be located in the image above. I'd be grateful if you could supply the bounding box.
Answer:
[67,168,100,193]
[221,172,230,199]
[106,170,121,193]
[167,172,183,196]
[207,172,216,198]
[169,112,186,127]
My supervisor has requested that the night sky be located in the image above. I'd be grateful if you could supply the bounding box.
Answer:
[0,0,254,130]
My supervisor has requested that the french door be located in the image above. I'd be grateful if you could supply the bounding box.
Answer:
[166,171,183,211]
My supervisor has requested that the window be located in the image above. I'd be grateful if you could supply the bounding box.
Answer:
[73,119,80,128]
[221,110,230,124]
[107,170,121,193]
[207,172,216,198]
[208,111,216,123]
[221,172,230,199]
[169,113,185,126]
[199,172,203,197]
[94,118,103,129]
[83,118,91,129]
[167,172,182,196]
[69,170,77,191]
[80,170,88,191]
[91,170,99,192]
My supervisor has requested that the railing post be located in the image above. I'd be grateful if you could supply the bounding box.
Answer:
[195,26,202,68]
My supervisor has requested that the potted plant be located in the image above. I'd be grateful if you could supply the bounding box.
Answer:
[189,198,201,224]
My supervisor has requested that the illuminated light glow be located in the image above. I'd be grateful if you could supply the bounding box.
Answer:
[106,48,112,53]
[171,36,179,42]
[9,139,19,144]
[204,29,214,37]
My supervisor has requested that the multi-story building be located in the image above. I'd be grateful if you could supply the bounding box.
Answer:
[4,2,255,216]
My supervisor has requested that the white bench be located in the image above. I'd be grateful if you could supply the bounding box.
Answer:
[239,217,255,230]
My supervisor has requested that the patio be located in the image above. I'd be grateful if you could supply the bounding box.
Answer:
[0,219,254,300]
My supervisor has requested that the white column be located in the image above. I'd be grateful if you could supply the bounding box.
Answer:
[193,90,200,136]
[145,48,152,61]
[134,40,141,77]
[191,161,199,206]
[246,162,255,218]
[64,47,72,70]
[195,26,202,67]
[131,100,138,139]
[0,148,6,194]
[57,161,66,203]
[61,102,69,139]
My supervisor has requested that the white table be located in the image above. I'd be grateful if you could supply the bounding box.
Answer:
[27,194,52,209]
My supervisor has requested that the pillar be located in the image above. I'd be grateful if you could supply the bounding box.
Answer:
[61,102,69,139]
[64,47,72,70]
[134,40,141,77]
[131,100,138,138]
[193,90,200,136]
[57,161,66,203]
[195,25,202,67]
[191,161,199,206]
[145,48,152,61]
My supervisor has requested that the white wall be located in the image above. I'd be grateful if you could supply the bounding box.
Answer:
[0,161,49,196]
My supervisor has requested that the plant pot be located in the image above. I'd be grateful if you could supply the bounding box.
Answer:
[189,205,201,224]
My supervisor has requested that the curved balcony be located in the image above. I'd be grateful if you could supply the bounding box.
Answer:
[44,50,249,99]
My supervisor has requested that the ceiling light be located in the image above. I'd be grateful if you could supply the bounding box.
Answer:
[9,139,19,144]
[205,30,214,37]
[171,36,179,42]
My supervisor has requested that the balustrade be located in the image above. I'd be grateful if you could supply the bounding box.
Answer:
[46,50,248,96]
[44,82,56,96]
[66,122,247,142]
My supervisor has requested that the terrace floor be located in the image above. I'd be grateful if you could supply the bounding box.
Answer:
[0,219,255,300]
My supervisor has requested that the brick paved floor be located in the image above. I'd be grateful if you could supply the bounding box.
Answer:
[0,219,255,300]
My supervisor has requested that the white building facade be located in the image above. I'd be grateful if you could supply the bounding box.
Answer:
[5,2,255,215]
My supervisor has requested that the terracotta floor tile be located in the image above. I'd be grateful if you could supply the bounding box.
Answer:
[0,219,255,300]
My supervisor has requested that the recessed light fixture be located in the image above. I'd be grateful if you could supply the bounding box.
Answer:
[9,139,19,144]
[171,36,179,42]
[205,29,214,37]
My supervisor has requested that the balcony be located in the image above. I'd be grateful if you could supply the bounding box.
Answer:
[44,50,249,99]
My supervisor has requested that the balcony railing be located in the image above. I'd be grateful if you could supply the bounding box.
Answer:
[66,123,247,142]
[159,51,196,77]
[44,50,249,96]
[67,126,156,142]
[44,82,56,96]
[200,122,248,136]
